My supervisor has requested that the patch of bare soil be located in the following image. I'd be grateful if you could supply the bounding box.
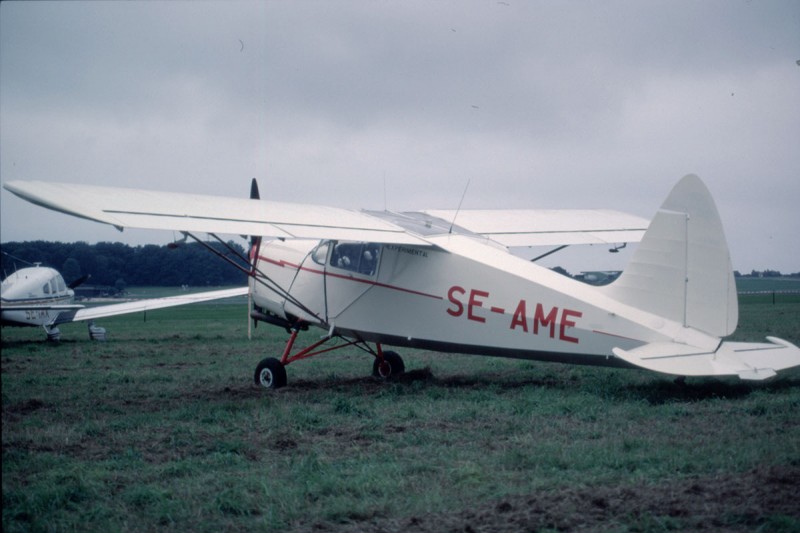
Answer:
[300,465,800,532]
[2,398,49,423]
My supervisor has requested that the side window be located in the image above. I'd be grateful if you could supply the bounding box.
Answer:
[56,275,67,293]
[329,243,381,276]
[43,283,50,294]
[359,244,381,276]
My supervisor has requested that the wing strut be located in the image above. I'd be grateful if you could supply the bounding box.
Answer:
[530,245,569,262]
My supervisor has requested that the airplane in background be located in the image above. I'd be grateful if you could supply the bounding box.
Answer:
[1,263,246,341]
[4,175,799,386]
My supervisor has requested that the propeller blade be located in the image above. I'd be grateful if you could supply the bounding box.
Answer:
[249,178,262,248]
[68,274,91,289]
[250,178,260,200]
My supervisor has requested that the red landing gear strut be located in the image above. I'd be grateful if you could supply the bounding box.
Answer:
[253,327,405,389]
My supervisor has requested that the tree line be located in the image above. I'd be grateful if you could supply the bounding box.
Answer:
[1,241,249,288]
[2,240,796,289]
[552,266,799,282]
[734,270,800,278]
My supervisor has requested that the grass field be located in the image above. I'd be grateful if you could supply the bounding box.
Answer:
[735,277,800,294]
[2,296,799,531]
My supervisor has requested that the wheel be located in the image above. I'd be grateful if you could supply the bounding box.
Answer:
[372,351,405,379]
[254,357,287,389]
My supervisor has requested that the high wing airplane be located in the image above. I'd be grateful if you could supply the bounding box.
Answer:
[1,263,247,340]
[4,175,799,386]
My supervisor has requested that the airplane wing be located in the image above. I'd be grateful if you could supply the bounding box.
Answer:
[613,337,800,380]
[423,209,649,247]
[3,181,430,245]
[52,287,248,325]
[4,180,648,248]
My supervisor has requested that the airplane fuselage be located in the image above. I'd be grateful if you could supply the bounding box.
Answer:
[250,236,718,368]
[1,266,76,328]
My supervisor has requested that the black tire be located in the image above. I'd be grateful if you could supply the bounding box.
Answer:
[372,351,405,379]
[254,357,287,389]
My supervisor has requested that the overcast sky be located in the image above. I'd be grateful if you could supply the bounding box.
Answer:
[1,0,798,273]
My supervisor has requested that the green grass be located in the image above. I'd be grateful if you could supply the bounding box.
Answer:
[726,301,800,343]
[735,277,800,294]
[2,297,799,531]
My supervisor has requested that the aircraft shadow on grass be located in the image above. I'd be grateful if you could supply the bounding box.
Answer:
[621,375,800,405]
[200,366,800,405]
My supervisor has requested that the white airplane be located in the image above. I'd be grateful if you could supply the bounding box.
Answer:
[1,263,246,340]
[4,175,799,386]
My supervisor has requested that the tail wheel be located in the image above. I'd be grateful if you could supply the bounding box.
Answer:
[254,357,287,389]
[373,351,405,379]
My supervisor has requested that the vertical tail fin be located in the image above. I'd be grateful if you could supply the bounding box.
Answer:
[603,175,737,337]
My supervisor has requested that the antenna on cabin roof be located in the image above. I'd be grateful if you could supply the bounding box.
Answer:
[449,179,471,234]
[2,250,36,267]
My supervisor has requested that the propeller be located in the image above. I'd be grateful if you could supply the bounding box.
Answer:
[67,274,91,289]
[250,177,260,201]
[248,178,262,340]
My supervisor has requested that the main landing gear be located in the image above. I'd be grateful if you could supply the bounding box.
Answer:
[372,350,405,378]
[253,327,405,390]
[254,358,287,389]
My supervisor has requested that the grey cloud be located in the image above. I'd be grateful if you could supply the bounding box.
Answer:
[1,0,798,272]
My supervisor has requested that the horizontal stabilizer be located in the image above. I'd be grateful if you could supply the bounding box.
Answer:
[613,336,800,380]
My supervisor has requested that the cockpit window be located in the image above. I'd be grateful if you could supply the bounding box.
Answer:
[56,275,66,293]
[311,242,330,265]
[329,243,381,276]
[43,282,50,294]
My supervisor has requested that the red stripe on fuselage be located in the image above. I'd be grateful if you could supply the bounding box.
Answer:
[256,255,442,301]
